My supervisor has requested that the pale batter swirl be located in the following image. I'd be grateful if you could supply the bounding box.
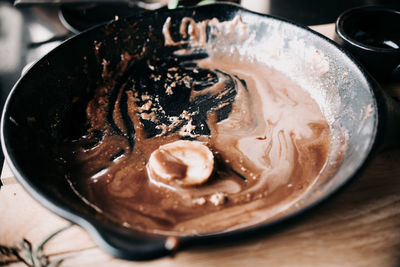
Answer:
[63,16,331,235]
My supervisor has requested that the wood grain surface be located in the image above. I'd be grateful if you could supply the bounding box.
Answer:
[1,24,400,267]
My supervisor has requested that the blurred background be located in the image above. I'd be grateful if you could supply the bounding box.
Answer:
[0,0,398,167]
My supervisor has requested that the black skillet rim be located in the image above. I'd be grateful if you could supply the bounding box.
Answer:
[0,2,383,260]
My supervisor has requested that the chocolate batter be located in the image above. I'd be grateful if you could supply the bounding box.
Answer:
[63,16,331,235]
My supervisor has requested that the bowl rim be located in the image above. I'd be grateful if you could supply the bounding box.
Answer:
[335,6,400,54]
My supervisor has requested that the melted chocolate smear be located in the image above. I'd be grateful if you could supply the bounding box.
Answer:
[63,41,331,236]
[102,46,237,140]
[78,129,104,150]
[119,87,135,148]
[110,149,125,162]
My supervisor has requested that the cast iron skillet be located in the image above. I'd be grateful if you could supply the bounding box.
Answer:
[2,3,400,260]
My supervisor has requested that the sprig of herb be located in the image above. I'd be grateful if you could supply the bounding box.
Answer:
[0,242,31,266]
[0,224,72,267]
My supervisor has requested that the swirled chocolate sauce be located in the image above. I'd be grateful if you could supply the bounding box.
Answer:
[63,16,331,235]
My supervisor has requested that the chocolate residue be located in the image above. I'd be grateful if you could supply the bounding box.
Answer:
[62,16,331,235]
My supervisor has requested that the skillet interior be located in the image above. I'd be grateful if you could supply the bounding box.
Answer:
[1,3,379,260]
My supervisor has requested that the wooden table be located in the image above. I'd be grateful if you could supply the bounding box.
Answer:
[1,24,400,267]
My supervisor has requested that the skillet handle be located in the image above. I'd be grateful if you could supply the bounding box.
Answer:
[90,225,174,260]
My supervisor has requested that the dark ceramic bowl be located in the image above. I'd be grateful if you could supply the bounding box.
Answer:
[2,3,400,261]
[335,6,400,82]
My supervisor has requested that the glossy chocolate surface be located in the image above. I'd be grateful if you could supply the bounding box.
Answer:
[61,16,331,235]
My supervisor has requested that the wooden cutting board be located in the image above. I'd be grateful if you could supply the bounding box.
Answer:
[1,24,400,267]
